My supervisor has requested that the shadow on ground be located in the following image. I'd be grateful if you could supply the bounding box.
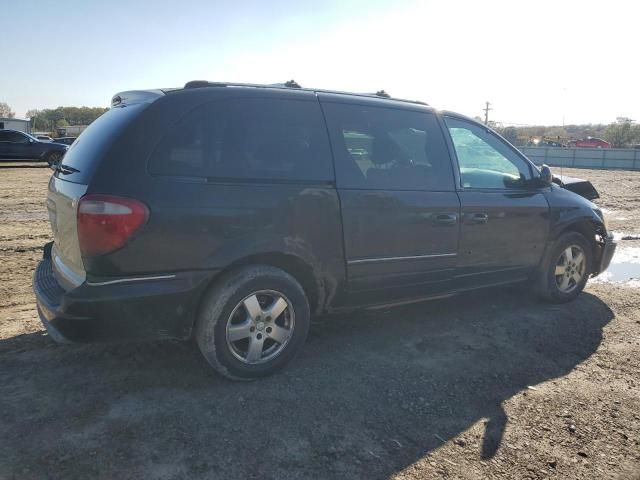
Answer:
[0,287,613,479]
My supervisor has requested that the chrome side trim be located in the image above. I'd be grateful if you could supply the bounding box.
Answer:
[86,274,176,286]
[347,253,457,265]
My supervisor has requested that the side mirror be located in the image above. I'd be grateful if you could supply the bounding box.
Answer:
[28,139,34,144]
[539,164,553,186]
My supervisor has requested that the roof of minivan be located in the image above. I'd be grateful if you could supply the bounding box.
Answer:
[112,82,434,114]
[167,81,429,107]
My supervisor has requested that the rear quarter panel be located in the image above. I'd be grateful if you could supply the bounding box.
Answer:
[85,179,346,311]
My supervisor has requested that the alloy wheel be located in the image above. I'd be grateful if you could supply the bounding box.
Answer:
[554,245,586,293]
[225,290,295,365]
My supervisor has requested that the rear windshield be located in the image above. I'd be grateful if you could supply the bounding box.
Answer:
[55,103,147,184]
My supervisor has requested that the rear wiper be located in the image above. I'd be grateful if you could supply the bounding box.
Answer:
[54,163,80,175]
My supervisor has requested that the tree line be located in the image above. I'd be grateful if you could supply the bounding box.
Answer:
[0,101,108,132]
[493,120,640,149]
[25,106,109,132]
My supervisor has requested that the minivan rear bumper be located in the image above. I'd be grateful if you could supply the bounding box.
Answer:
[33,244,213,343]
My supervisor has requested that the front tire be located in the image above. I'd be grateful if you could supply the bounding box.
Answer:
[535,232,592,303]
[195,265,310,380]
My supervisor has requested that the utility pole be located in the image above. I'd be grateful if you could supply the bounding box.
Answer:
[483,101,492,125]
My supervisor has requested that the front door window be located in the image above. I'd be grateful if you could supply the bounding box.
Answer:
[445,117,532,190]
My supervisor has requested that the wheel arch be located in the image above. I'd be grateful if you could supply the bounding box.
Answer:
[196,251,324,326]
[227,252,321,313]
[549,219,606,274]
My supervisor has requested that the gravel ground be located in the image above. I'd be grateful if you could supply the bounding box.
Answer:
[0,165,639,480]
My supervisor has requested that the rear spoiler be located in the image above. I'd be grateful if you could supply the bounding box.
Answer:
[111,90,164,108]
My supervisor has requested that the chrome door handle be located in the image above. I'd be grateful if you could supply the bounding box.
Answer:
[470,213,489,224]
[434,213,458,226]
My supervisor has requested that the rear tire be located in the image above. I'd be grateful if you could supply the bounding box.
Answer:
[195,265,310,380]
[535,232,592,303]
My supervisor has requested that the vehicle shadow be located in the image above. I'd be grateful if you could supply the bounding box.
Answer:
[0,287,613,479]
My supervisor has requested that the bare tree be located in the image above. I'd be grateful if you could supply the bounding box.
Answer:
[25,109,41,119]
[0,102,15,118]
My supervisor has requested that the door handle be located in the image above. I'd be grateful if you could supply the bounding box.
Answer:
[470,213,489,224]
[434,213,458,226]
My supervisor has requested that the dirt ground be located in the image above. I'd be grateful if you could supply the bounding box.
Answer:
[0,165,639,480]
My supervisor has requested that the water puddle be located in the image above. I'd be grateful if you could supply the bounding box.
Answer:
[592,247,640,287]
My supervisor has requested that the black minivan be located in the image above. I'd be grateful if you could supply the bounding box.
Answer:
[33,82,616,379]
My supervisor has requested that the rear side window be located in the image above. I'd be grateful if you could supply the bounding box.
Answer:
[149,98,333,182]
[5,131,29,143]
[322,103,454,191]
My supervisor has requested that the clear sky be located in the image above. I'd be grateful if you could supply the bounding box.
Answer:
[2,0,638,125]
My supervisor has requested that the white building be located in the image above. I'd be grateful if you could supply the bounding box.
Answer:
[56,125,88,137]
[0,118,31,133]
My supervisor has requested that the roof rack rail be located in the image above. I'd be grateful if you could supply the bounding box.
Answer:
[181,80,428,106]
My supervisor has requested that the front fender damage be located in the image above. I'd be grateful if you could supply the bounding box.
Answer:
[553,175,599,201]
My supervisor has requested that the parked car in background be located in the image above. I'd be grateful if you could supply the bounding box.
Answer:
[0,129,68,165]
[52,137,77,146]
[33,82,616,380]
[568,137,611,148]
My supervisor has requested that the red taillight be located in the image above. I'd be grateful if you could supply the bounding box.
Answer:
[77,194,149,257]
